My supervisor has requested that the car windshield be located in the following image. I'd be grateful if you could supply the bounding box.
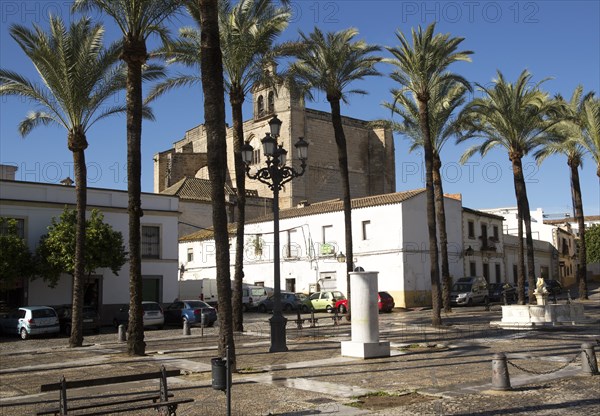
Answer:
[186,301,210,309]
[452,283,472,293]
[379,292,392,299]
[489,283,503,290]
[332,292,345,300]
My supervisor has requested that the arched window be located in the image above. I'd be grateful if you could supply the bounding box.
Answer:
[257,95,264,117]
[268,91,275,114]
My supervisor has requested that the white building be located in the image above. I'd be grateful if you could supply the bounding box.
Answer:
[0,179,180,325]
[179,189,465,308]
[461,208,505,283]
[481,207,577,286]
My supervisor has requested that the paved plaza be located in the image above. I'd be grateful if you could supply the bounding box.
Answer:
[1,287,599,415]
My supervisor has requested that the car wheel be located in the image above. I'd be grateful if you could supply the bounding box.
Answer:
[483,296,489,305]
[258,304,266,313]
[64,324,72,336]
[301,305,310,313]
[283,304,293,312]
[20,327,29,340]
[467,298,473,306]
[326,305,333,313]
[338,304,346,314]
[242,304,248,312]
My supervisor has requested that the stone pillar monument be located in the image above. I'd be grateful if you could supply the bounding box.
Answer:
[341,271,390,359]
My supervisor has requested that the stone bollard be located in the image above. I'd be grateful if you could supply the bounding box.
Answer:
[491,353,511,390]
[118,324,126,342]
[581,343,598,375]
[183,319,191,336]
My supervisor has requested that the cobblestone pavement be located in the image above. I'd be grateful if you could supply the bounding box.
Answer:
[1,286,599,415]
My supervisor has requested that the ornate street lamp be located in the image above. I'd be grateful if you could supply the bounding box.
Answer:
[242,115,308,352]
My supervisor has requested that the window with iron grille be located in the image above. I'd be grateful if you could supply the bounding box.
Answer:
[141,226,160,259]
[0,217,25,239]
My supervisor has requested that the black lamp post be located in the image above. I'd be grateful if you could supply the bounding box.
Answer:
[241,115,308,352]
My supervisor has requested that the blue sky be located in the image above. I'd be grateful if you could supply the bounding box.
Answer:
[1,1,599,216]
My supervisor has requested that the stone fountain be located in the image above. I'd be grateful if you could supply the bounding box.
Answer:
[491,278,589,329]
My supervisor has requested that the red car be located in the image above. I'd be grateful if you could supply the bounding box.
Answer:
[335,291,395,313]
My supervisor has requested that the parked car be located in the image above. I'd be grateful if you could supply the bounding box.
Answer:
[0,306,60,340]
[54,305,100,335]
[301,291,346,313]
[113,301,164,329]
[164,300,217,327]
[256,292,303,313]
[450,277,489,306]
[242,286,271,311]
[335,291,395,313]
[488,283,517,303]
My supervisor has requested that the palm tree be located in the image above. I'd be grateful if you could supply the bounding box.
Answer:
[382,81,468,312]
[0,16,130,347]
[197,0,235,361]
[535,86,594,300]
[458,70,559,304]
[149,0,291,332]
[580,97,600,178]
[286,27,381,311]
[73,0,181,356]
[386,23,472,324]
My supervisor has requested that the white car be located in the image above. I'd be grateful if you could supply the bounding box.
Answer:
[113,301,164,329]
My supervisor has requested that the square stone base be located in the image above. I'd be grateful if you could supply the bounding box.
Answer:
[341,341,390,358]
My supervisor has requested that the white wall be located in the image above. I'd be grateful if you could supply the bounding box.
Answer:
[0,180,179,323]
[180,191,465,308]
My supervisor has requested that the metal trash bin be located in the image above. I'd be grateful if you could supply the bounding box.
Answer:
[211,357,228,391]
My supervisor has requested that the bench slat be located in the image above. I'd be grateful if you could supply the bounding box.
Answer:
[69,398,194,416]
[36,393,175,415]
[40,370,181,392]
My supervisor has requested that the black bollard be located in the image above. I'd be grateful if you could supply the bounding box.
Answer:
[296,308,302,329]
[491,353,511,390]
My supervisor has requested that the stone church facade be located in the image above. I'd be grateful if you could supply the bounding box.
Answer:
[154,82,396,210]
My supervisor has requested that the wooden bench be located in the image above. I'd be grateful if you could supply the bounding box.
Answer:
[37,366,193,416]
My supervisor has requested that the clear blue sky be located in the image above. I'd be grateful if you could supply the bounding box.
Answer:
[1,1,599,216]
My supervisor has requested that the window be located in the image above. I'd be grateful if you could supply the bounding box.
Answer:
[513,264,518,284]
[495,264,501,283]
[268,91,275,114]
[141,226,160,259]
[362,220,371,240]
[253,149,261,165]
[481,224,488,241]
[0,217,25,239]
[321,225,334,255]
[469,262,476,276]
[286,229,299,258]
[468,221,475,239]
[483,263,489,281]
[493,225,499,240]
[257,95,264,117]
[187,248,194,262]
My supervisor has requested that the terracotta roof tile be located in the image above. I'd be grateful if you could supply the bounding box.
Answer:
[247,188,426,223]
[162,177,235,201]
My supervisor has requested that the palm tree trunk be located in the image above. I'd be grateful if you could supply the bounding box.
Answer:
[417,98,441,326]
[569,159,588,299]
[511,156,533,303]
[123,39,147,356]
[69,131,88,348]
[433,155,451,313]
[328,98,353,315]
[200,0,236,366]
[231,89,246,332]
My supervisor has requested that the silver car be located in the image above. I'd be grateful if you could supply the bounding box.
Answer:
[0,306,60,340]
[451,277,489,306]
